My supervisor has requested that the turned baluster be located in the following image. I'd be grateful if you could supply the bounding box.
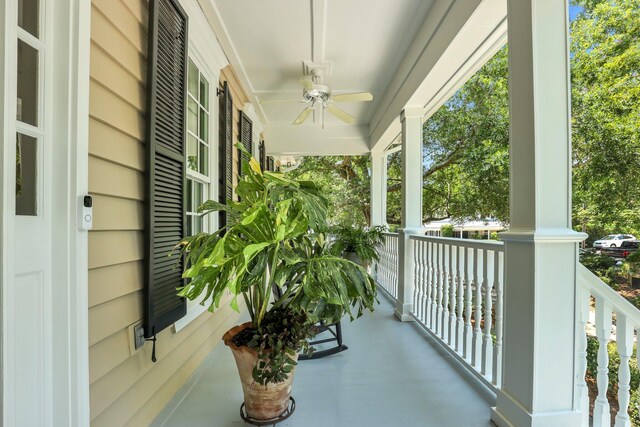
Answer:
[481,249,493,377]
[472,247,482,368]
[593,296,612,427]
[435,243,444,336]
[492,251,503,387]
[413,239,420,316]
[456,245,464,354]
[448,244,456,346]
[441,243,450,341]
[463,247,473,362]
[614,314,633,427]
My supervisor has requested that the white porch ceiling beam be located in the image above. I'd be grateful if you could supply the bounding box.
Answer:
[369,0,507,151]
[264,125,369,156]
[310,0,326,64]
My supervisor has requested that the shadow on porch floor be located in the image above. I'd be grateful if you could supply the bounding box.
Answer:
[152,292,496,427]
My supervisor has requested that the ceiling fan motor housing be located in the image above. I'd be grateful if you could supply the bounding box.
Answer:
[303,84,331,102]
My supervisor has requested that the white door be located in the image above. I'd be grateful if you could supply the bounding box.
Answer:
[7,0,53,425]
[2,0,90,425]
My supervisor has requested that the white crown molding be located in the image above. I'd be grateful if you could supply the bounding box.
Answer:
[196,0,267,124]
[181,0,228,72]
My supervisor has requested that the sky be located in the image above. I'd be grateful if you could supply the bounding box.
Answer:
[570,4,584,21]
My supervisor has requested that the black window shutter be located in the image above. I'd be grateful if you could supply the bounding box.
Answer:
[258,140,266,171]
[144,0,188,344]
[237,111,253,176]
[218,81,233,228]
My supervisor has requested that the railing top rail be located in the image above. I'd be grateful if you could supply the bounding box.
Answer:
[410,234,505,251]
[578,263,640,326]
[382,232,399,237]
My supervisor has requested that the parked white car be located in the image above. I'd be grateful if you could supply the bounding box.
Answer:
[593,234,637,249]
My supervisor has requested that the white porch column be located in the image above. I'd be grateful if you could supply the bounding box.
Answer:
[370,150,387,226]
[395,106,423,321]
[491,1,587,426]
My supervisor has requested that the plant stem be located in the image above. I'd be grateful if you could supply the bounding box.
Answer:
[257,243,279,327]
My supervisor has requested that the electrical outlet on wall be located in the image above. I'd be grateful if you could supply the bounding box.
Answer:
[127,322,145,356]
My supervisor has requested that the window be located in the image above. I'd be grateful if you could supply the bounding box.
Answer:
[186,178,206,235]
[187,59,209,177]
[186,59,211,236]
[175,54,219,332]
[16,0,43,216]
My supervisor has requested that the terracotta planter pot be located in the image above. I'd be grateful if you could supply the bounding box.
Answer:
[223,322,297,421]
[344,251,369,270]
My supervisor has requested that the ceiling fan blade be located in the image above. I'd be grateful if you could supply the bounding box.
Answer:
[293,107,313,125]
[326,105,356,124]
[300,78,315,91]
[332,92,373,102]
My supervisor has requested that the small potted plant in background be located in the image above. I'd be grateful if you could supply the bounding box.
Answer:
[175,145,376,424]
[623,251,640,289]
[329,224,385,268]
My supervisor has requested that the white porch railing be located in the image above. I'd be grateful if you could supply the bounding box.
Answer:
[577,263,640,427]
[409,235,505,391]
[375,231,640,424]
[376,233,399,299]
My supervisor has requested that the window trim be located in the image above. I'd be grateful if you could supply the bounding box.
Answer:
[174,43,220,333]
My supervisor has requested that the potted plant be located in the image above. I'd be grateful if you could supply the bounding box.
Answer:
[329,224,385,268]
[623,251,640,289]
[175,145,377,423]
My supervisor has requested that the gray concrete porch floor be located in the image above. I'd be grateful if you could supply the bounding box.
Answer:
[152,292,496,427]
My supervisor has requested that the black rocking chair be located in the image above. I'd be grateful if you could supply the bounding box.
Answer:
[272,284,348,360]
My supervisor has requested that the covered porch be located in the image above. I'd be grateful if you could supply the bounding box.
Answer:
[190,0,640,422]
[153,295,495,427]
[159,0,625,425]
[4,0,635,425]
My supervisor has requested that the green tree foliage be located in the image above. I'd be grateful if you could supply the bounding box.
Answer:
[288,156,371,227]
[440,224,454,237]
[419,48,510,223]
[571,0,640,239]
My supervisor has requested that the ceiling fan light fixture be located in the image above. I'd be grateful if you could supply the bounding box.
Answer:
[290,69,373,127]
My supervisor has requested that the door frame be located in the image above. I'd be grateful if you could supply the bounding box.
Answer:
[1,0,91,425]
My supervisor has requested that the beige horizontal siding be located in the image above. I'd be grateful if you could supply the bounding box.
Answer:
[124,312,238,426]
[89,157,144,200]
[89,295,234,421]
[92,0,147,53]
[90,48,146,111]
[91,303,237,427]
[91,195,144,231]
[89,261,143,308]
[90,81,145,140]
[89,329,131,384]
[88,1,243,425]
[89,291,143,346]
[91,6,146,81]
[89,231,144,269]
[89,119,145,171]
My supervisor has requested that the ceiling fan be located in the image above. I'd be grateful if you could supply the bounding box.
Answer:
[263,70,373,127]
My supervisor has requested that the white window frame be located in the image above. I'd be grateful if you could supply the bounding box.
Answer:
[174,40,221,332]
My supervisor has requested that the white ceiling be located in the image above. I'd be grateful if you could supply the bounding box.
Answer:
[212,0,434,127]
[201,0,508,155]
